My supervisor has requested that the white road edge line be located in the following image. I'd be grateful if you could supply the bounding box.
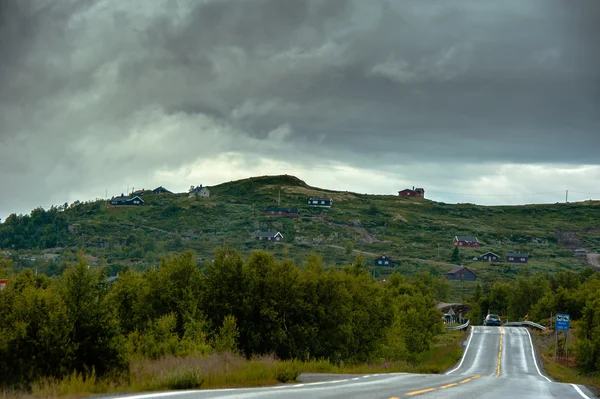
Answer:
[524,327,551,382]
[111,373,409,399]
[571,383,592,399]
[446,326,474,374]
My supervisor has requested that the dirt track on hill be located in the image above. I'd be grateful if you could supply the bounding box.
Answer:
[586,253,600,270]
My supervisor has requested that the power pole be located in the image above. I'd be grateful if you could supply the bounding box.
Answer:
[566,190,568,203]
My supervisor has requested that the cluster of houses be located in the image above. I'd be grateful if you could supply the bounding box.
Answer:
[367,235,532,283]
[453,235,529,264]
[253,197,333,241]
[108,185,210,206]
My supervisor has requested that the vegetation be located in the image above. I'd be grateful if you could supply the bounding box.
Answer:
[1,249,451,394]
[2,174,600,393]
[1,175,598,303]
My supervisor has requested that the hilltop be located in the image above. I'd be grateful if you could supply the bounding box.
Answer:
[1,174,599,298]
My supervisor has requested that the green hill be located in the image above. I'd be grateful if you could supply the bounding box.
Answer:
[1,174,598,298]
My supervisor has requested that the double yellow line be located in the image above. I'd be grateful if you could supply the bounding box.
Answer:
[391,375,480,397]
[496,327,504,378]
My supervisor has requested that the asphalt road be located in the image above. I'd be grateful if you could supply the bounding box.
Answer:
[109,326,596,399]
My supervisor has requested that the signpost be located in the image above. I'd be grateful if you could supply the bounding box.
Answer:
[555,314,570,361]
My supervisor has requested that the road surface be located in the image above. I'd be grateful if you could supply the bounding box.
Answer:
[107,327,595,399]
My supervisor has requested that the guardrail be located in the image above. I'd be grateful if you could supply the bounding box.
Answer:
[445,320,470,331]
[503,321,547,330]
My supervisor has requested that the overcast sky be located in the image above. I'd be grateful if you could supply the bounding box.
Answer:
[1,0,599,221]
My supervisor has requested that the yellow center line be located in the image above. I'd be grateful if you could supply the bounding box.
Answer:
[405,388,437,396]
[402,375,480,396]
[496,330,504,378]
[440,383,458,389]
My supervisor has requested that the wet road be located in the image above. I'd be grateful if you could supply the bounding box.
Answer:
[106,326,596,399]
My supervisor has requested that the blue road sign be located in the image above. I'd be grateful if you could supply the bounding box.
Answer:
[556,314,570,331]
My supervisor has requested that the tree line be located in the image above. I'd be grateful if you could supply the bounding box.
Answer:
[0,249,446,389]
[465,266,600,374]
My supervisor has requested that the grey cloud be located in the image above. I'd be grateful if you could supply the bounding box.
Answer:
[0,0,599,219]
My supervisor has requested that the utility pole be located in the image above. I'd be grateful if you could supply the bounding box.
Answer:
[566,190,568,203]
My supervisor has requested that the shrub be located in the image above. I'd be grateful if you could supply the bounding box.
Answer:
[272,361,301,383]
[162,368,204,390]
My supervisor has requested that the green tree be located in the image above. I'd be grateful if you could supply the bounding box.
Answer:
[345,241,355,256]
[213,315,240,354]
[450,246,461,263]
[59,256,127,376]
[204,247,245,333]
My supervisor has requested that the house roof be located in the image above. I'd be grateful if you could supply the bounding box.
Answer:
[398,188,416,193]
[375,255,396,263]
[481,252,499,257]
[110,195,144,203]
[153,186,172,193]
[447,266,476,276]
[308,197,333,201]
[455,235,479,242]
[254,231,283,238]
[264,207,299,213]
[507,252,528,258]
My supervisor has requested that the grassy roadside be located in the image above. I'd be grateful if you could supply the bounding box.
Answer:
[301,329,466,375]
[1,330,466,399]
[531,327,600,394]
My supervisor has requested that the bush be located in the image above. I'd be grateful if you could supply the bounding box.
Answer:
[272,361,301,383]
[162,368,204,390]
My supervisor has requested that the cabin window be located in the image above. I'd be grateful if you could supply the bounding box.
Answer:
[521,258,525,261]
[384,261,389,265]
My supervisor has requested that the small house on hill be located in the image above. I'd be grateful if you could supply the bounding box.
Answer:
[189,185,210,198]
[506,252,528,264]
[307,197,333,207]
[153,186,172,194]
[453,235,480,248]
[480,252,500,262]
[109,194,144,206]
[374,255,396,267]
[574,249,588,256]
[254,231,283,242]
[398,186,425,198]
[446,266,476,281]
[264,207,299,218]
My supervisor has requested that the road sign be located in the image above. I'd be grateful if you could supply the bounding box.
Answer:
[0,279,7,291]
[556,314,570,331]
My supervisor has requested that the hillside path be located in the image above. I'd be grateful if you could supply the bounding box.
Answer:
[586,253,600,270]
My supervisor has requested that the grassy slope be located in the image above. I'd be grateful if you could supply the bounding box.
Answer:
[6,175,599,299]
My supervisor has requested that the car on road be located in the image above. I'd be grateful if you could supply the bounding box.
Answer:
[484,314,502,326]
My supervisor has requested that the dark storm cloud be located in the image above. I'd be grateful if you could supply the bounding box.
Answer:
[0,0,599,219]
